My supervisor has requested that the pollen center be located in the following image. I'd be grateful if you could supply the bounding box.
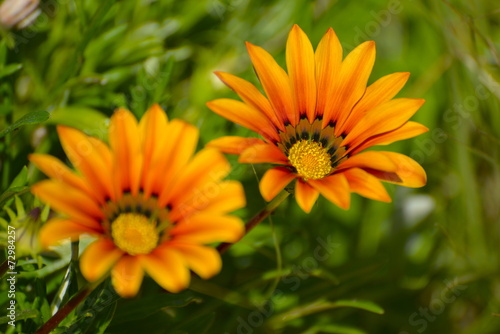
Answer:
[111,213,159,255]
[288,140,332,180]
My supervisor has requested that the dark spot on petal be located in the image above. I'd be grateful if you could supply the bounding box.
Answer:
[312,132,320,142]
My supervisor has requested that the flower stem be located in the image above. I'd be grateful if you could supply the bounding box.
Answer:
[217,189,290,254]
[35,284,94,334]
[35,241,106,334]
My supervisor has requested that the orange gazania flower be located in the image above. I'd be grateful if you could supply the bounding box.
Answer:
[207,25,428,213]
[30,105,245,297]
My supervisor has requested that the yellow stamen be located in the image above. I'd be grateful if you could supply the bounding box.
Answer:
[111,213,158,255]
[288,140,332,180]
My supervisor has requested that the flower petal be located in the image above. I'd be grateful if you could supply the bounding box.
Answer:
[150,119,198,199]
[309,173,350,209]
[315,27,342,118]
[111,255,144,298]
[239,143,289,164]
[207,99,278,141]
[139,104,169,197]
[287,24,316,122]
[342,98,425,150]
[337,151,397,172]
[342,168,391,202]
[169,181,246,222]
[57,126,114,201]
[259,166,295,201]
[207,136,265,155]
[171,213,244,244]
[29,153,99,203]
[31,180,104,228]
[39,218,102,248]
[80,238,124,282]
[295,179,319,213]
[141,247,189,293]
[367,152,426,188]
[322,41,376,129]
[88,136,113,167]
[339,72,410,134]
[351,121,429,155]
[169,243,222,279]
[109,108,143,197]
[246,41,297,125]
[215,71,282,130]
[160,148,230,208]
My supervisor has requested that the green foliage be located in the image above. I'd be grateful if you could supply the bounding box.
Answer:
[1,0,499,333]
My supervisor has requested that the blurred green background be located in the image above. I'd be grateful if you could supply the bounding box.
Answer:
[1,0,500,333]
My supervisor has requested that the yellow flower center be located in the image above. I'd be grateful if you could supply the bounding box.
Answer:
[288,140,332,180]
[111,213,159,255]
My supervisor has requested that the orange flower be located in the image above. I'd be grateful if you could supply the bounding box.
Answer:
[207,25,428,213]
[30,105,245,297]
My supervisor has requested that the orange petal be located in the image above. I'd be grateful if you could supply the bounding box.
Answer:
[88,136,113,167]
[147,119,198,199]
[337,151,397,172]
[322,41,376,128]
[351,121,429,155]
[141,247,189,293]
[39,218,102,248]
[80,238,124,282]
[109,108,143,197]
[309,173,350,209]
[170,213,244,244]
[207,99,278,141]
[29,153,99,203]
[111,255,144,298]
[246,41,297,125]
[339,72,410,134]
[342,98,425,150]
[169,243,222,279]
[259,166,296,201]
[169,181,246,222]
[31,180,104,228]
[215,72,283,130]
[239,143,289,164]
[367,152,426,188]
[342,168,391,202]
[295,179,319,213]
[315,27,342,118]
[207,136,265,155]
[57,126,114,201]
[159,148,230,208]
[286,25,316,122]
[138,104,170,198]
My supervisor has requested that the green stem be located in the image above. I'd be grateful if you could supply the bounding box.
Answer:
[217,189,290,254]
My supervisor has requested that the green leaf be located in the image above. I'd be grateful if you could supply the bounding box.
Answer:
[0,186,30,208]
[9,166,28,188]
[268,299,384,329]
[33,278,52,325]
[0,309,39,325]
[112,289,200,324]
[0,63,22,79]
[0,111,50,138]
[61,281,119,334]
[48,106,109,140]
[301,324,367,334]
[173,313,215,334]
[329,299,384,314]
